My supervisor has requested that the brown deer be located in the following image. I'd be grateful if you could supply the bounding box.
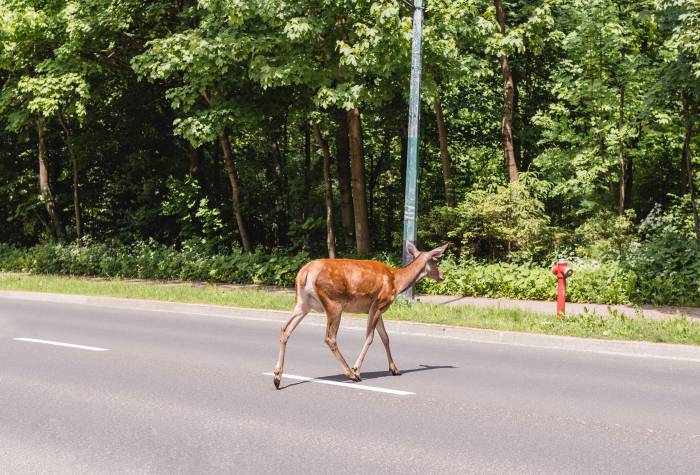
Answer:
[273,242,448,389]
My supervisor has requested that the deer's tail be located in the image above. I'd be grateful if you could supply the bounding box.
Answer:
[294,264,311,304]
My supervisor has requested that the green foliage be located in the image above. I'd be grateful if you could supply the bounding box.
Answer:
[0,241,309,287]
[624,234,700,306]
[565,260,636,305]
[161,177,227,248]
[0,0,699,316]
[421,182,550,261]
[0,239,696,306]
[638,196,698,241]
[574,209,637,259]
[417,256,635,304]
[417,257,555,300]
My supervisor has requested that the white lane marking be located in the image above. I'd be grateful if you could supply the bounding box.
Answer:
[13,338,109,352]
[263,372,415,396]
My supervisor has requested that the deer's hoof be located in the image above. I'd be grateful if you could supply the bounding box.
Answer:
[390,365,402,376]
[273,371,281,389]
[349,368,362,382]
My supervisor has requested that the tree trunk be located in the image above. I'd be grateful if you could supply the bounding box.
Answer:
[271,135,290,247]
[368,129,391,231]
[218,130,252,252]
[335,110,355,246]
[434,94,455,206]
[58,115,81,240]
[520,50,531,171]
[494,0,518,182]
[392,128,408,248]
[386,137,397,249]
[312,124,337,258]
[625,122,641,212]
[618,86,626,216]
[36,118,65,240]
[346,108,370,256]
[187,143,200,178]
[302,124,312,223]
[683,95,700,243]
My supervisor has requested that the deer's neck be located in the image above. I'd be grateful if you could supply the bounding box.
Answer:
[393,256,426,294]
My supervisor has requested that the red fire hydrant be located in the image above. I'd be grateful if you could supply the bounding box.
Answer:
[551,259,574,317]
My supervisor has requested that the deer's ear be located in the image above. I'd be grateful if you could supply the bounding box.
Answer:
[405,241,420,257]
[429,243,449,258]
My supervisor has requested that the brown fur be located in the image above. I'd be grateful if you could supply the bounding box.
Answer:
[273,243,448,389]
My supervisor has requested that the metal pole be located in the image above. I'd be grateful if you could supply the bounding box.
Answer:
[401,0,424,300]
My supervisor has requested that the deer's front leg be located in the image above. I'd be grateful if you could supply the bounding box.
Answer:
[322,303,360,382]
[352,306,382,380]
[376,316,401,375]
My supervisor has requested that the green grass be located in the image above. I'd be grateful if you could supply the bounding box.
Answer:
[2,273,700,346]
[0,273,295,311]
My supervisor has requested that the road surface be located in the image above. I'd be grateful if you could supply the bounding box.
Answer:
[1,294,700,474]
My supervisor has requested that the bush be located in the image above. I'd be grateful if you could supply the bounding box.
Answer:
[0,240,696,306]
[417,258,555,300]
[574,210,637,260]
[0,241,309,287]
[623,234,700,306]
[420,182,551,261]
[638,195,697,241]
[417,257,635,305]
[565,260,636,305]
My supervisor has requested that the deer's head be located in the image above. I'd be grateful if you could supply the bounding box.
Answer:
[405,242,449,282]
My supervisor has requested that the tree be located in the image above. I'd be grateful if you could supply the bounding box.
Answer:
[0,1,91,240]
[659,0,700,242]
[2,0,699,266]
[493,0,519,182]
[132,4,256,251]
[312,123,337,258]
[347,108,371,255]
[534,0,654,217]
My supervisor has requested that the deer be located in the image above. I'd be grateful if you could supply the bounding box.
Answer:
[273,242,448,389]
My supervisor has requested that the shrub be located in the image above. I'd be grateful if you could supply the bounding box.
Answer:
[0,241,308,288]
[638,195,697,241]
[565,260,636,305]
[420,182,551,261]
[623,234,700,306]
[0,240,695,306]
[417,257,635,305]
[574,210,637,260]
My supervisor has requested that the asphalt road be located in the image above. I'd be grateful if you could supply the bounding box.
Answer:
[2,295,700,474]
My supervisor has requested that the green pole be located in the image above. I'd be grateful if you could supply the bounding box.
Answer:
[401,0,424,299]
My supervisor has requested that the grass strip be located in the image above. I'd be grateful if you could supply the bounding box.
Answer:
[1,273,700,346]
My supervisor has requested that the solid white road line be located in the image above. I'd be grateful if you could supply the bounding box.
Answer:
[13,338,109,352]
[263,372,415,396]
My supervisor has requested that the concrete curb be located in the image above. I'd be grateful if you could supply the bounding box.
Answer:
[3,290,700,364]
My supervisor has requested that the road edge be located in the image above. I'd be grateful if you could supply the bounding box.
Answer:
[3,289,700,363]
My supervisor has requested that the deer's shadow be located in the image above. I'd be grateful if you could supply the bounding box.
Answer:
[279,364,456,390]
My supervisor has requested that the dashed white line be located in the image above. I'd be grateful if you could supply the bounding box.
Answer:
[13,338,109,352]
[263,372,415,396]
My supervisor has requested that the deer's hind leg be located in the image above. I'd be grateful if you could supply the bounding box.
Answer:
[376,316,401,376]
[351,303,382,380]
[273,301,310,389]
